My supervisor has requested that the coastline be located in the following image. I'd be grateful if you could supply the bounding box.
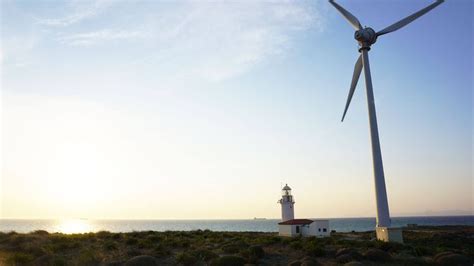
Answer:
[1,215,473,234]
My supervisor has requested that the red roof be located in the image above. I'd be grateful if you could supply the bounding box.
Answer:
[278,219,314,225]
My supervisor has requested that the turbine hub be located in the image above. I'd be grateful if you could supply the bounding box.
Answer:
[355,27,377,51]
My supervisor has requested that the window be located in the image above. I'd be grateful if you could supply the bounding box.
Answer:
[318,228,321,232]
[296,226,300,234]
[323,228,327,232]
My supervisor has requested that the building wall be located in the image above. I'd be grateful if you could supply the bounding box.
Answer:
[281,202,294,221]
[279,220,330,238]
[300,224,312,236]
[278,224,295,237]
[308,220,330,237]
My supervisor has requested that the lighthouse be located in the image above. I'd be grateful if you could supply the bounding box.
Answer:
[277,184,330,237]
[278,184,295,222]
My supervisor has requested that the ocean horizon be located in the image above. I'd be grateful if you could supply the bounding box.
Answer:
[1,215,472,234]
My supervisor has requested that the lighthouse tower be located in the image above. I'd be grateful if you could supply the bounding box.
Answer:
[278,184,295,222]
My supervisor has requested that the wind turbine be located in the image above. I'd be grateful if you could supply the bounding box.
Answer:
[329,0,444,242]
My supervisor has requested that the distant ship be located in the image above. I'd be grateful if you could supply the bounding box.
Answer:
[253,217,267,220]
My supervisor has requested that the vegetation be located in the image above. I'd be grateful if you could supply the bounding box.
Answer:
[0,226,472,265]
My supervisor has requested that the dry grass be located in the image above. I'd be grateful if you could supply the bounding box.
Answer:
[0,226,472,265]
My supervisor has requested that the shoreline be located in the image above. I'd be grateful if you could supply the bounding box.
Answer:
[1,216,473,235]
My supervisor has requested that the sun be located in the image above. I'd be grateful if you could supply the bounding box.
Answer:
[55,219,93,234]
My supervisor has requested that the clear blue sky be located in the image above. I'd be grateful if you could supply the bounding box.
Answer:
[1,0,472,219]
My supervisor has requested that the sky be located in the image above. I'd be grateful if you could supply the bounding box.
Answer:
[0,0,472,220]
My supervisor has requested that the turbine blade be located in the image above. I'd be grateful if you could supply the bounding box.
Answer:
[341,55,363,122]
[376,0,444,36]
[329,0,362,30]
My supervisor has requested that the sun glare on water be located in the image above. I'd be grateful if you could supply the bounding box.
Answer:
[56,219,93,234]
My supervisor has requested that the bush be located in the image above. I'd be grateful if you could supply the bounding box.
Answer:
[76,249,100,266]
[290,241,303,250]
[248,245,264,258]
[413,245,433,256]
[288,260,302,266]
[127,249,142,257]
[375,240,405,252]
[336,254,354,263]
[364,248,391,262]
[103,240,118,250]
[125,255,159,266]
[192,248,218,262]
[434,252,471,266]
[126,237,139,245]
[221,240,248,254]
[300,256,320,266]
[304,242,325,257]
[211,255,246,266]
[6,252,35,265]
[96,230,112,239]
[138,239,154,249]
[111,233,122,240]
[152,244,170,257]
[175,252,198,266]
[147,234,162,242]
[255,236,280,245]
[32,230,49,235]
[221,244,241,254]
[335,248,362,261]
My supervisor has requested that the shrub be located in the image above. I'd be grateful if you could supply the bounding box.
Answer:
[375,240,405,252]
[34,255,68,266]
[288,260,302,266]
[413,245,433,256]
[255,236,280,245]
[147,234,162,242]
[434,252,471,266]
[32,230,49,235]
[138,239,154,249]
[127,248,142,257]
[52,257,68,266]
[304,242,325,257]
[192,248,218,262]
[111,233,122,240]
[76,249,100,266]
[152,244,170,257]
[125,255,159,266]
[290,241,303,250]
[248,245,265,259]
[6,253,35,265]
[364,248,391,262]
[96,230,112,239]
[103,240,118,250]
[300,256,319,266]
[211,255,246,266]
[335,248,362,261]
[308,246,325,257]
[126,237,139,245]
[222,244,241,254]
[175,252,198,266]
[336,254,354,264]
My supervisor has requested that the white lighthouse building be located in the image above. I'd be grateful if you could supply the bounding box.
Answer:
[278,184,295,222]
[278,184,330,238]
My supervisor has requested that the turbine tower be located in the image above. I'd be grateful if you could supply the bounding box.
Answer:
[329,0,444,242]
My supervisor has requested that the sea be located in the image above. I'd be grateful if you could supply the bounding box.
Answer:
[0,216,473,234]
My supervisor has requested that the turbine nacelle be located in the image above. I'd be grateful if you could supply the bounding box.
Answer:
[355,27,377,50]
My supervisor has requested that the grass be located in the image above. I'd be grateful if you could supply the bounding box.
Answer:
[0,226,472,265]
